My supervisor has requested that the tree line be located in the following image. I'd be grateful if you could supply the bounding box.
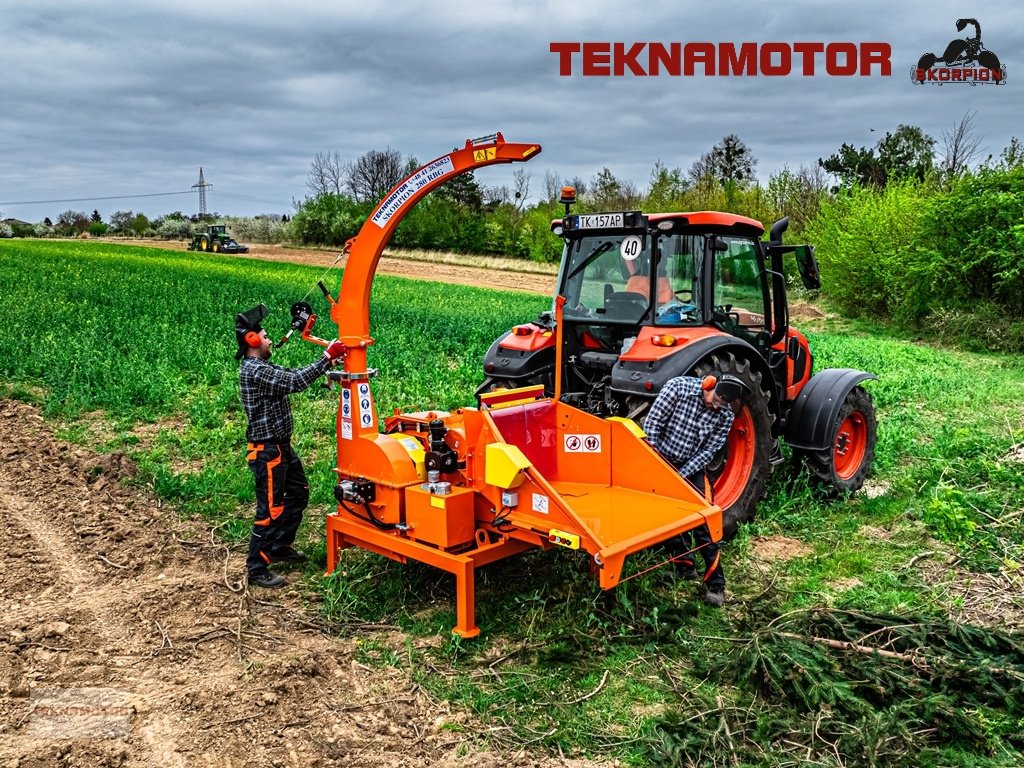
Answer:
[5,113,1021,351]
[288,114,1024,351]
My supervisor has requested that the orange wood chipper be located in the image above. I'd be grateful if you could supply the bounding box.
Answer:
[300,134,721,637]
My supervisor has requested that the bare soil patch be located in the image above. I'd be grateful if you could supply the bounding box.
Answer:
[749,535,811,563]
[788,301,828,323]
[0,399,604,767]
[919,559,1024,630]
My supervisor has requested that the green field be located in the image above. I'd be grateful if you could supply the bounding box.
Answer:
[3,239,1024,767]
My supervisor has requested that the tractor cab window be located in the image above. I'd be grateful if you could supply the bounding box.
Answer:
[713,237,768,335]
[562,235,651,323]
[653,234,704,325]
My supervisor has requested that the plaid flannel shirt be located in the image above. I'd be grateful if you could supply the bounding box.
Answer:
[240,355,330,442]
[644,376,735,478]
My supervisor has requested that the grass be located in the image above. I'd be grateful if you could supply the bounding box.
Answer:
[107,235,561,275]
[2,238,1024,766]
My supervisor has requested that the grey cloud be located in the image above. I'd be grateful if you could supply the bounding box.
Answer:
[1,0,1021,223]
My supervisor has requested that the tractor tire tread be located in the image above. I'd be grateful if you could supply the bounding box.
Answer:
[698,351,775,540]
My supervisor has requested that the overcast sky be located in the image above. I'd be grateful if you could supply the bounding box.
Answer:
[1,0,1020,224]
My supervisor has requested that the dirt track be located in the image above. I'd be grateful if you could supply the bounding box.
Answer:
[128,240,555,296]
[0,400,602,767]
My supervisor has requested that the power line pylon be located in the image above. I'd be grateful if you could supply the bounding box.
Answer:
[192,167,212,217]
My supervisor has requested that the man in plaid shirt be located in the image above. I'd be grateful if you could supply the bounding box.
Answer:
[645,372,749,606]
[236,304,345,588]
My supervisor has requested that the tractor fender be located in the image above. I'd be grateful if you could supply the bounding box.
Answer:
[783,368,878,451]
[480,329,556,383]
[610,334,782,421]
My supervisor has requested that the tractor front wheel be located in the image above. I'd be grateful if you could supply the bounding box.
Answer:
[696,353,775,539]
[213,241,220,253]
[199,236,209,252]
[796,386,877,496]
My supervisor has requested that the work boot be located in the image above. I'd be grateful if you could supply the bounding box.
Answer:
[675,565,698,581]
[670,557,698,581]
[700,587,725,608]
[249,570,288,589]
[269,546,307,564]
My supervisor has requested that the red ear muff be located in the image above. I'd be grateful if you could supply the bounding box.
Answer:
[245,331,262,348]
[701,375,717,391]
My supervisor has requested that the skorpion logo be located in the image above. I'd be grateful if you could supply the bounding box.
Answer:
[913,18,1005,85]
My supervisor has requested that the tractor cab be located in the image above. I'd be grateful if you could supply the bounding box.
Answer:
[557,212,773,338]
[549,209,796,416]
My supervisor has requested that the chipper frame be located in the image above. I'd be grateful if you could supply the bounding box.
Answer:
[312,134,722,637]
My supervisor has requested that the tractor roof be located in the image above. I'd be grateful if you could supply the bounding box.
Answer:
[551,210,765,238]
[648,211,764,237]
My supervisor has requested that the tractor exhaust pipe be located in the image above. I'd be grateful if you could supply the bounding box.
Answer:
[769,217,789,245]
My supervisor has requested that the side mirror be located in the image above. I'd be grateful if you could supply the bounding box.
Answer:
[795,245,821,290]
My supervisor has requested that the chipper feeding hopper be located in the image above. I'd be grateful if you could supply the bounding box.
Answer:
[305,134,721,637]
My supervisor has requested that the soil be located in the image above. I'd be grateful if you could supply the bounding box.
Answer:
[0,400,605,767]
[749,535,811,563]
[122,239,555,296]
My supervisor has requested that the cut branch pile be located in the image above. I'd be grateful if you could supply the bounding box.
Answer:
[649,608,1024,767]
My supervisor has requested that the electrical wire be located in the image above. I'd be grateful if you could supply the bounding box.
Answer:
[0,190,194,206]
[492,506,513,531]
[338,496,396,531]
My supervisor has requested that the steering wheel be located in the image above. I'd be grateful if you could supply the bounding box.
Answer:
[570,302,596,319]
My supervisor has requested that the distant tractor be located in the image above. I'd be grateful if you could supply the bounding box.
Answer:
[188,225,249,254]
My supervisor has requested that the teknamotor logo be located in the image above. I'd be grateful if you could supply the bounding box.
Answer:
[913,18,1005,85]
[550,41,892,77]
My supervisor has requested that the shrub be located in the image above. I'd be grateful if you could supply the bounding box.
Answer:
[288,193,370,245]
[157,218,195,240]
[803,181,928,318]
[915,166,1024,317]
[223,216,287,244]
[923,301,1024,354]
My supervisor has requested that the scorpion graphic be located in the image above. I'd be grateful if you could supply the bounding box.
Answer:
[916,18,1002,81]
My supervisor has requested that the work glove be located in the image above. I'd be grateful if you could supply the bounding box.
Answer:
[323,339,346,363]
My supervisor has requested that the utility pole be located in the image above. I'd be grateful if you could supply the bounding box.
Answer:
[192,168,212,217]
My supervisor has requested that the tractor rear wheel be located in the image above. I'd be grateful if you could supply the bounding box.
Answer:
[695,353,775,539]
[796,386,877,496]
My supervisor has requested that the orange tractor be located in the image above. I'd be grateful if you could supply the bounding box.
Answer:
[294,135,731,637]
[479,192,878,536]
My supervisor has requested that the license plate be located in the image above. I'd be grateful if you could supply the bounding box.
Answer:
[577,213,623,229]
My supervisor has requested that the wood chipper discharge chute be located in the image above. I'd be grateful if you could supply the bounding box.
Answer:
[306,134,721,637]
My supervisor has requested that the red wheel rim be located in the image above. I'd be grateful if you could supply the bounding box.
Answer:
[833,412,867,480]
[714,407,755,508]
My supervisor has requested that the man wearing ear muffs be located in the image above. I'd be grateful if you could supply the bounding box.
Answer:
[235,304,346,588]
[644,372,750,607]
